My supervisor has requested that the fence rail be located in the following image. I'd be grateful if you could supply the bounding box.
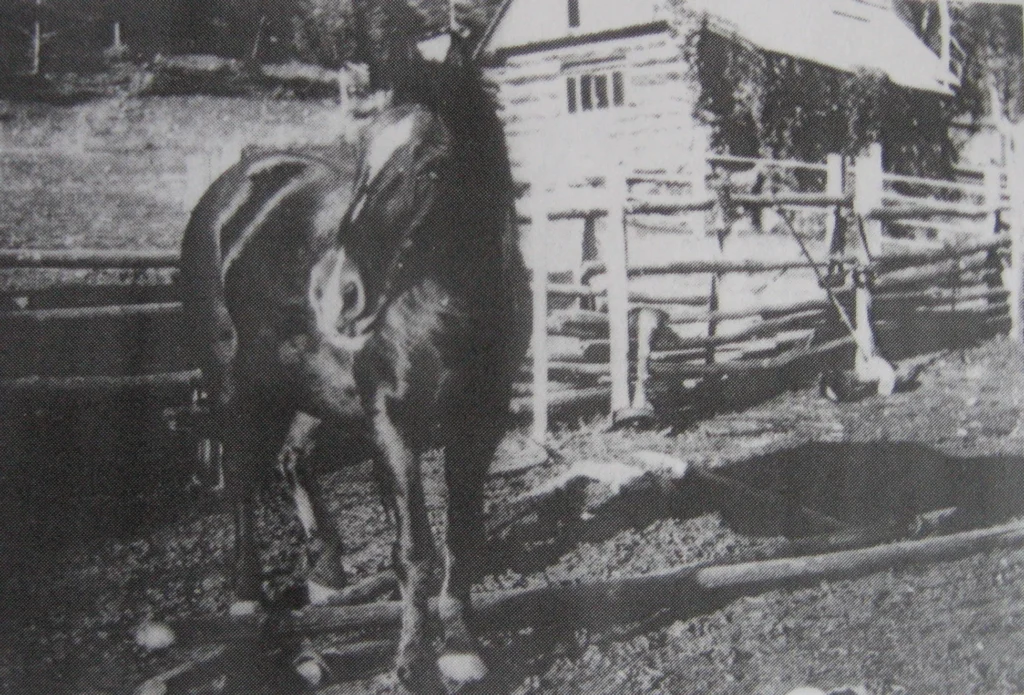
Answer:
[1,145,1020,442]
[524,145,1021,436]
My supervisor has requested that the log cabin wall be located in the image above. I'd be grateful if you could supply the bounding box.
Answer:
[480,1,708,281]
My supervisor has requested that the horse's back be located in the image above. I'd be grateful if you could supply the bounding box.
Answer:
[179,148,355,397]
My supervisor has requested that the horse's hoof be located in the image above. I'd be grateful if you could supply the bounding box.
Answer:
[871,357,897,396]
[295,658,323,688]
[289,638,333,689]
[228,600,260,617]
[133,677,169,695]
[396,653,442,694]
[437,652,487,685]
[306,579,343,606]
[134,621,176,652]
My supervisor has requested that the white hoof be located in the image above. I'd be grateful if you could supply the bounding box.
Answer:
[228,600,260,617]
[134,621,176,652]
[294,658,324,688]
[133,678,169,695]
[307,579,343,606]
[437,652,488,684]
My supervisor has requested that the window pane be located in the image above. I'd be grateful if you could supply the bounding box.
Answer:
[595,74,609,109]
[580,74,593,110]
[568,0,580,27]
[566,77,577,113]
[612,72,625,106]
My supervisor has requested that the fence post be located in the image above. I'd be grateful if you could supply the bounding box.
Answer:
[1009,131,1024,341]
[852,143,884,377]
[705,157,721,365]
[601,164,631,420]
[824,153,844,255]
[984,165,1000,237]
[528,174,550,440]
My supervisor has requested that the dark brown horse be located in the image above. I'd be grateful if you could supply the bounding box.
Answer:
[179,31,528,690]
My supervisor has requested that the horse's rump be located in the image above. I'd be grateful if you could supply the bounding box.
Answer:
[179,150,355,399]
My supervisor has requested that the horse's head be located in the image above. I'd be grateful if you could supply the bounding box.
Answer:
[308,31,474,344]
[308,26,512,351]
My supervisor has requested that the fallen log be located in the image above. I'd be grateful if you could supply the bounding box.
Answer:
[164,517,1024,644]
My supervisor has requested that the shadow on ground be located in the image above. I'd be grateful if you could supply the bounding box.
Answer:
[476,440,1024,692]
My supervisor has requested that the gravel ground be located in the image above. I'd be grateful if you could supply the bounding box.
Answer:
[3,97,1024,695]
[2,337,1024,695]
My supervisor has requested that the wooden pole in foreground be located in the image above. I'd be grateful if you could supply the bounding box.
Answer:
[1009,126,1024,341]
[852,144,884,377]
[528,173,549,440]
[824,153,844,257]
[602,164,631,418]
[164,518,1024,645]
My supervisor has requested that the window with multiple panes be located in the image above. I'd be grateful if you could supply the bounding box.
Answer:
[566,71,626,114]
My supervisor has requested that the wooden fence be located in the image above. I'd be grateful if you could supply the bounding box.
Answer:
[1,145,1019,446]
[0,250,198,400]
[519,144,1019,438]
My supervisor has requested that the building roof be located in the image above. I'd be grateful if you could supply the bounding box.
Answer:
[688,0,957,94]
[477,0,957,95]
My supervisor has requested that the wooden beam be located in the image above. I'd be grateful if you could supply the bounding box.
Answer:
[165,518,1024,644]
[0,370,201,397]
[0,302,181,324]
[0,249,179,269]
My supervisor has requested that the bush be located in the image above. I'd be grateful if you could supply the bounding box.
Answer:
[686,20,979,177]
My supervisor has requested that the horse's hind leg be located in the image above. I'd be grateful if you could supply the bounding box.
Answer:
[437,418,503,686]
[221,398,293,614]
[277,412,349,604]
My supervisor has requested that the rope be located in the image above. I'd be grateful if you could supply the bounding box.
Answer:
[775,206,873,363]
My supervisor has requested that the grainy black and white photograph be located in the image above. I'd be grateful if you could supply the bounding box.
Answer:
[2,0,1024,693]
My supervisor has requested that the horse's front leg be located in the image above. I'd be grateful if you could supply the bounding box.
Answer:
[222,400,292,614]
[437,420,501,687]
[371,402,438,691]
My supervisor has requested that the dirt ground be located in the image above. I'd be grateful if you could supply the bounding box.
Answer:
[3,96,1024,695]
[1,336,1023,695]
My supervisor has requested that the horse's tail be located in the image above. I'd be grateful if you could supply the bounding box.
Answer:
[178,164,243,408]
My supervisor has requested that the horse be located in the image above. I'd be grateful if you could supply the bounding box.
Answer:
[178,30,529,690]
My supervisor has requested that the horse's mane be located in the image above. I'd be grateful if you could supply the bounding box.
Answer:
[387,34,513,200]
[339,31,524,332]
